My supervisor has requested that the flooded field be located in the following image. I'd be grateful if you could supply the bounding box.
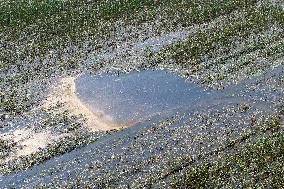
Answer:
[1,0,284,188]
[75,70,215,126]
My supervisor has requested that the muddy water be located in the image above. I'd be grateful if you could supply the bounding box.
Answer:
[75,70,217,125]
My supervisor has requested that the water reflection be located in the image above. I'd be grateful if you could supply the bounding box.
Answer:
[75,70,216,124]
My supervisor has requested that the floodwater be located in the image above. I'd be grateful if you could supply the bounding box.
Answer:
[0,68,279,188]
[75,70,216,125]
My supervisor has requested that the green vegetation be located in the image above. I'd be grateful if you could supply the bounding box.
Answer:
[158,114,284,188]
[1,81,37,114]
[170,131,284,188]
[152,1,284,88]
[1,0,283,187]
[0,132,100,175]
[0,0,257,72]
[0,139,15,159]
[0,0,257,115]
[165,6,282,64]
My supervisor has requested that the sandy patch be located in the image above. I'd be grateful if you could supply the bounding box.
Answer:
[0,128,65,160]
[43,76,127,131]
[15,130,61,157]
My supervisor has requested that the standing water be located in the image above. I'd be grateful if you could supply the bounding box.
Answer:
[75,70,217,126]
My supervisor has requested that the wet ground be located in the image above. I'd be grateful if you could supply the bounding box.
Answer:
[1,64,282,187]
[1,1,284,188]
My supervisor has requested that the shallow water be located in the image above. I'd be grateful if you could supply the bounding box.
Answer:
[75,70,216,125]
[1,68,280,187]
